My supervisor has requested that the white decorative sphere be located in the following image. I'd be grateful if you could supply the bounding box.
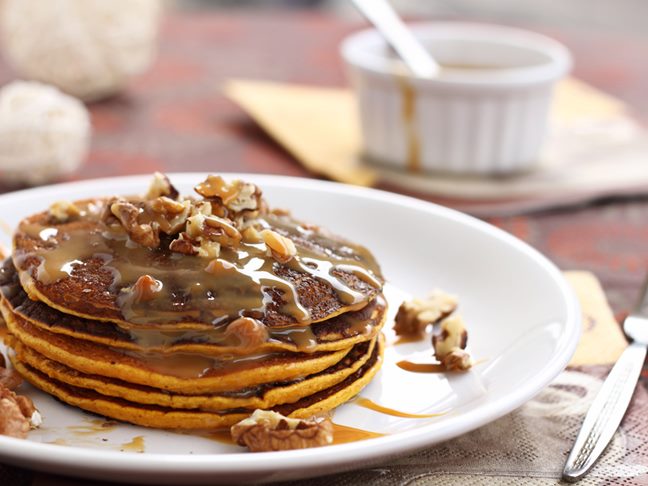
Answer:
[0,0,162,101]
[0,81,91,185]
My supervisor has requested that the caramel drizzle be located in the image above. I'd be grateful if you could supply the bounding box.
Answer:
[355,397,444,419]
[120,435,145,453]
[120,348,277,379]
[397,75,421,173]
[396,360,446,373]
[17,204,383,334]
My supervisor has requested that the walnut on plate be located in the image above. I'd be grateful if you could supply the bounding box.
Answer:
[393,290,458,337]
[0,356,42,439]
[432,314,473,372]
[231,410,333,452]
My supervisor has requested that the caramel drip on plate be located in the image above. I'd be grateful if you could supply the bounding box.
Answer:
[17,203,382,333]
[355,397,444,419]
[332,423,384,443]
[67,419,118,436]
[196,429,237,446]
[397,76,421,173]
[396,360,446,373]
[121,435,145,453]
[392,334,426,346]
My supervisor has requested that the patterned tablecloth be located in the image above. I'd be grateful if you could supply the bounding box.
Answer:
[1,9,648,486]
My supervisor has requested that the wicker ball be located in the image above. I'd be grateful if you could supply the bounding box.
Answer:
[0,0,162,101]
[0,81,91,185]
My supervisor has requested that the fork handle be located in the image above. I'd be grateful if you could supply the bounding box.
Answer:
[562,341,646,482]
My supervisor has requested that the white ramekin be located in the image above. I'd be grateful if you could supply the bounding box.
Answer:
[341,22,572,175]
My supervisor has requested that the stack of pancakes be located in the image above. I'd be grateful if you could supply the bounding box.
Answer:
[0,175,386,429]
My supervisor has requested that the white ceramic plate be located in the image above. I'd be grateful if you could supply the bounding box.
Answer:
[0,174,580,484]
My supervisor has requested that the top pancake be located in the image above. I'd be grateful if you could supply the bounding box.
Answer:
[12,176,384,329]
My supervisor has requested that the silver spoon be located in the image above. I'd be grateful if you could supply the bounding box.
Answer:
[351,0,440,78]
[562,275,648,481]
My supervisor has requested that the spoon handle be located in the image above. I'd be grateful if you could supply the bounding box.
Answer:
[351,0,440,78]
[562,341,646,482]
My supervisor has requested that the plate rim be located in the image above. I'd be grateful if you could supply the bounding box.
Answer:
[0,173,581,479]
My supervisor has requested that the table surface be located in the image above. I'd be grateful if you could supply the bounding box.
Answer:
[1,9,648,486]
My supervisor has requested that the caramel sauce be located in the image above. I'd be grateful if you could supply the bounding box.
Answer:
[197,429,237,446]
[18,203,382,333]
[47,438,69,446]
[122,349,274,379]
[67,418,118,436]
[392,334,425,346]
[332,423,384,444]
[397,76,421,173]
[396,360,445,373]
[121,435,145,453]
[355,397,444,418]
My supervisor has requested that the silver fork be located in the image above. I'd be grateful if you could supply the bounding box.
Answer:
[562,275,648,482]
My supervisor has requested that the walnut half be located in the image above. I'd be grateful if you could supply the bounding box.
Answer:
[231,410,333,452]
[0,367,41,438]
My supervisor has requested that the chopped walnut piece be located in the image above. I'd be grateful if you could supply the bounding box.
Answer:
[130,224,160,249]
[261,230,297,263]
[197,239,221,259]
[224,317,269,351]
[231,410,333,452]
[147,197,191,234]
[241,226,263,243]
[186,213,207,239]
[228,182,261,213]
[149,196,186,215]
[49,200,81,222]
[203,216,242,247]
[432,314,472,371]
[195,175,240,203]
[169,232,199,256]
[130,275,163,303]
[145,172,179,200]
[110,200,160,248]
[393,290,458,337]
[195,175,262,216]
[441,349,473,371]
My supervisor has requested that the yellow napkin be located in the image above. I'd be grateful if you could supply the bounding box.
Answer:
[224,80,376,186]
[564,271,627,366]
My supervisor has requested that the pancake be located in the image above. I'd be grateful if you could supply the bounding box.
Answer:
[0,258,386,355]
[4,309,361,394]
[13,201,384,329]
[11,337,376,411]
[11,335,384,429]
[3,173,387,431]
